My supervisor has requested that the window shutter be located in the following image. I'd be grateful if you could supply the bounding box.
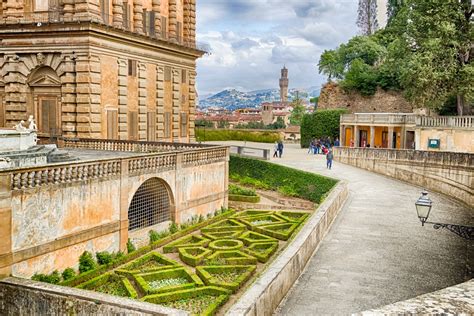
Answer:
[164,66,171,82]
[149,11,155,36]
[177,21,182,43]
[122,2,128,28]
[142,9,147,34]
[107,109,118,139]
[128,60,137,77]
[181,69,187,84]
[180,112,187,137]
[129,111,138,140]
[161,16,167,39]
[147,112,156,141]
[164,111,171,138]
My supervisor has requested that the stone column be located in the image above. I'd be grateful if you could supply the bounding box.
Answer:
[172,69,180,141]
[117,59,128,140]
[152,0,162,38]
[62,0,75,21]
[339,124,345,147]
[354,125,360,147]
[168,0,178,43]
[189,0,196,47]
[112,0,124,28]
[188,71,196,141]
[156,66,165,139]
[60,53,77,138]
[4,54,27,127]
[183,0,191,47]
[133,0,144,34]
[388,126,394,149]
[370,125,375,148]
[138,63,147,140]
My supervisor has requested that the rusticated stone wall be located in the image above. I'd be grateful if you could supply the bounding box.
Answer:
[318,82,413,114]
[332,147,473,207]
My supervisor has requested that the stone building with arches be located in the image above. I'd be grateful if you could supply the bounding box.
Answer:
[0,0,201,142]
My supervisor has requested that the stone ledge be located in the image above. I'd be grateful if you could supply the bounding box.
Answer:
[0,277,187,316]
[358,279,474,315]
[226,181,349,316]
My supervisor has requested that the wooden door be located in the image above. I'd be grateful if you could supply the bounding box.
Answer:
[39,97,58,135]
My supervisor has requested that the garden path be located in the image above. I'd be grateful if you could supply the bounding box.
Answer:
[208,141,472,315]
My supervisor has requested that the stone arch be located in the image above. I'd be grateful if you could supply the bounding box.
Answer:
[128,177,175,231]
[27,66,62,136]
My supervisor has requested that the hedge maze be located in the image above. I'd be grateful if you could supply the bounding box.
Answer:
[72,209,309,315]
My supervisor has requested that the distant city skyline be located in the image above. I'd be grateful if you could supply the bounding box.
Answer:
[196,0,369,96]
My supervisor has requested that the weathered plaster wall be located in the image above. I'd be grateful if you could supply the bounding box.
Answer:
[333,147,474,207]
[318,82,412,113]
[417,128,474,153]
[11,178,121,252]
[12,233,119,278]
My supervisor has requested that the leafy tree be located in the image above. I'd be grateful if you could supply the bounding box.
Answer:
[267,116,286,129]
[357,0,378,35]
[217,120,230,128]
[341,59,378,96]
[395,0,473,114]
[195,119,213,128]
[318,50,344,80]
[289,97,306,126]
[387,0,404,24]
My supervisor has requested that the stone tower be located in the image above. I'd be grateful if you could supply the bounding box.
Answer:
[279,66,289,102]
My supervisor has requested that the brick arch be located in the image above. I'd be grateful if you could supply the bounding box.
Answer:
[127,177,175,231]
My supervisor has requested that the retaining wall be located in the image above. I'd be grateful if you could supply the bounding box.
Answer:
[333,147,473,207]
[226,181,349,316]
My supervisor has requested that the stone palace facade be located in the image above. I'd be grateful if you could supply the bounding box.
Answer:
[0,0,201,142]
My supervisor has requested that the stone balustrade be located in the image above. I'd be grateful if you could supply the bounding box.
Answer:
[62,138,211,152]
[333,147,474,207]
[416,116,474,129]
[4,144,228,192]
[340,113,416,125]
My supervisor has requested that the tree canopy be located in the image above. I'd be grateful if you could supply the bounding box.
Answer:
[318,0,473,115]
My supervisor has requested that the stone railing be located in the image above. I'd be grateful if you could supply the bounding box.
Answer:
[62,138,211,153]
[4,146,228,192]
[230,146,271,160]
[340,113,416,125]
[333,147,474,207]
[416,116,474,129]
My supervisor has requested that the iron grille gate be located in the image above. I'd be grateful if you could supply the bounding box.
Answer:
[128,178,171,231]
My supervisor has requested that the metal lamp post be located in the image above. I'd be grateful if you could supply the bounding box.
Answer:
[415,191,474,240]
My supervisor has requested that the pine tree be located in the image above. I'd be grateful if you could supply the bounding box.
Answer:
[387,0,404,24]
[357,0,379,35]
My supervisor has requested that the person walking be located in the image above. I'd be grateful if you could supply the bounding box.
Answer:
[277,141,284,158]
[273,141,279,158]
[326,148,334,169]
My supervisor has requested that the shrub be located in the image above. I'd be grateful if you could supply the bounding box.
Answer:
[62,268,76,281]
[195,128,281,143]
[32,270,61,284]
[149,229,171,244]
[300,109,347,148]
[96,251,113,265]
[229,184,257,196]
[127,239,136,254]
[228,194,260,203]
[169,222,179,234]
[79,251,97,273]
[229,156,337,203]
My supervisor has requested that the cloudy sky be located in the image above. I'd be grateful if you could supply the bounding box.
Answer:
[196,0,360,96]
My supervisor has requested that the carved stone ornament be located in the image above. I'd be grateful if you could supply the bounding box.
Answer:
[37,53,46,65]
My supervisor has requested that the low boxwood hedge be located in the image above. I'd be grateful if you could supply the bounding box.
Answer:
[76,272,138,299]
[202,230,243,240]
[196,128,281,143]
[230,155,337,203]
[238,231,277,246]
[228,194,261,203]
[231,210,271,218]
[253,222,300,241]
[115,252,179,275]
[229,184,257,196]
[142,286,231,316]
[204,250,258,265]
[239,214,287,228]
[275,211,309,223]
[134,267,203,295]
[242,242,279,263]
[208,239,244,251]
[163,235,210,254]
[60,209,235,288]
[196,265,256,292]
[178,247,213,267]
[200,219,246,233]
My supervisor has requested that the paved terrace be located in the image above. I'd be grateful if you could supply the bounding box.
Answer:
[209,141,472,315]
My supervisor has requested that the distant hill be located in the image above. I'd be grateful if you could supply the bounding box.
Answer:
[198,87,321,110]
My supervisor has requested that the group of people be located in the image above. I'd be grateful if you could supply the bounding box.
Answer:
[308,137,337,170]
[273,141,284,158]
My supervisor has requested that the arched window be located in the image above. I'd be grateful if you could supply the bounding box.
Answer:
[128,178,171,231]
